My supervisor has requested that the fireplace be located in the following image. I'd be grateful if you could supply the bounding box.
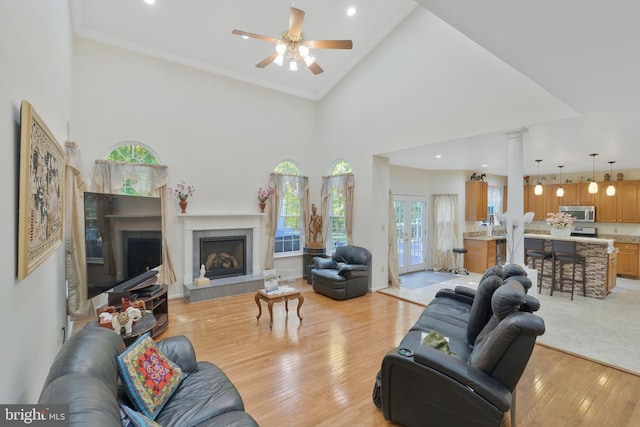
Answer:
[192,227,254,281]
[199,236,246,279]
[182,213,264,302]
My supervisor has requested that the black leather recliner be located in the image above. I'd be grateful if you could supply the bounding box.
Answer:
[378,265,545,427]
[311,245,371,300]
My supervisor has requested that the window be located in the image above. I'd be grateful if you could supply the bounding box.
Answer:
[328,160,352,250]
[86,143,160,260]
[274,161,303,255]
[106,143,159,195]
[488,185,503,224]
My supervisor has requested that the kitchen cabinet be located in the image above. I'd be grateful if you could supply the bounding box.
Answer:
[524,185,545,220]
[463,238,503,274]
[607,250,618,293]
[544,184,563,218]
[594,180,640,223]
[616,181,640,223]
[577,182,596,205]
[614,242,639,278]
[559,183,578,205]
[465,181,488,221]
[596,182,617,222]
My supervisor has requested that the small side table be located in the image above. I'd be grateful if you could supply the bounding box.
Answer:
[121,312,156,346]
[255,289,304,330]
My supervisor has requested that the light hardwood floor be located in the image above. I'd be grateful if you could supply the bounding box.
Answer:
[160,281,640,427]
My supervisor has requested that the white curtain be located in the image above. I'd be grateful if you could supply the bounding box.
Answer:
[65,142,95,319]
[265,173,309,269]
[388,190,400,288]
[432,194,460,272]
[320,173,355,247]
[91,160,176,285]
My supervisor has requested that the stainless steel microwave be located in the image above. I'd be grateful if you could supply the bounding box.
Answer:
[559,205,596,222]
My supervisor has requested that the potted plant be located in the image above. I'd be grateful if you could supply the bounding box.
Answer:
[257,187,274,213]
[171,180,195,213]
[546,212,575,237]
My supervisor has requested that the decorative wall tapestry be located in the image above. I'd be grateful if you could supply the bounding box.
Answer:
[17,100,65,279]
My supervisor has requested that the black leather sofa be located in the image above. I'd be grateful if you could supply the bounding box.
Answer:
[311,245,372,300]
[38,325,258,426]
[377,264,545,427]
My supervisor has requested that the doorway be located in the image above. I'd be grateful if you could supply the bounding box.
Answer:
[394,196,426,274]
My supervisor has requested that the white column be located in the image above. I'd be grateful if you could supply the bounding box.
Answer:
[505,127,528,267]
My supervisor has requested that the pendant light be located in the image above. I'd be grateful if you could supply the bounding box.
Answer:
[556,165,565,197]
[588,153,598,194]
[606,161,616,196]
[534,159,543,195]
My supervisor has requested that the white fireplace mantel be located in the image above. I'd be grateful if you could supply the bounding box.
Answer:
[180,212,265,284]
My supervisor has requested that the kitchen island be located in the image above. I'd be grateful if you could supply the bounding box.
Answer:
[524,233,618,299]
[463,235,506,274]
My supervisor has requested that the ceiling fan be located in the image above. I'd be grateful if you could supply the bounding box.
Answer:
[232,7,353,75]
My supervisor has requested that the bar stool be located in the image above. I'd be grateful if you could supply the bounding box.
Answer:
[524,238,552,292]
[550,240,587,300]
[451,248,468,275]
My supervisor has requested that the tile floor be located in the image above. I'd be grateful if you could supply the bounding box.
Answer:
[379,272,640,375]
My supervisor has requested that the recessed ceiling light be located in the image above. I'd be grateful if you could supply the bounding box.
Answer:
[242,35,249,39]
[435,155,442,159]
[481,164,488,168]
[144,0,155,5]
[347,7,356,16]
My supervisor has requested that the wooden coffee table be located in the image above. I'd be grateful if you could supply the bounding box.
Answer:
[255,288,304,330]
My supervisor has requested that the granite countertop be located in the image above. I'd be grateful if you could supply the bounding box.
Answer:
[523,233,615,253]
[601,234,640,244]
[463,235,506,241]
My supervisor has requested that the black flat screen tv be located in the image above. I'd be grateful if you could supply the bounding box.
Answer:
[84,192,162,299]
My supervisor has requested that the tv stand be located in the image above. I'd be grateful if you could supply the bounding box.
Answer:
[108,277,169,338]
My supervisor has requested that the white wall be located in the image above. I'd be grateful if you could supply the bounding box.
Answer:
[71,38,321,297]
[389,166,468,270]
[0,0,73,403]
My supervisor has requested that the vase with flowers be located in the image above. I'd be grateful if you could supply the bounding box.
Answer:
[546,212,575,237]
[257,187,274,213]
[170,180,195,213]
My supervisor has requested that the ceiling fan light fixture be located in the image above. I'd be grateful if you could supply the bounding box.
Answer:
[298,44,310,57]
[274,54,284,67]
[275,43,287,55]
[289,59,298,71]
[304,55,315,66]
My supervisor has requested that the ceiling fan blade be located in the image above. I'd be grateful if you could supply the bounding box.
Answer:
[232,29,279,44]
[256,52,279,68]
[288,7,305,40]
[307,40,353,50]
[307,61,324,75]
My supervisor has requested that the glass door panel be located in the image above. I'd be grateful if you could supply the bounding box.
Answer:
[394,196,426,274]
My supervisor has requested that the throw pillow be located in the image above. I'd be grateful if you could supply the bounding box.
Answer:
[117,333,185,420]
[119,402,161,427]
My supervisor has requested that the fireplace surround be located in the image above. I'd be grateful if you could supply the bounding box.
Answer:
[181,213,264,302]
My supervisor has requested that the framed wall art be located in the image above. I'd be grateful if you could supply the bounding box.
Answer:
[17,100,65,279]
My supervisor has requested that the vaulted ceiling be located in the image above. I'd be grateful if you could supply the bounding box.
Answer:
[71,0,640,177]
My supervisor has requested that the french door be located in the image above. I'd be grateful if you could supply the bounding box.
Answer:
[394,196,426,274]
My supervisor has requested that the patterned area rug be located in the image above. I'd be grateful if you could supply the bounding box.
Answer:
[379,272,640,375]
[398,270,462,290]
